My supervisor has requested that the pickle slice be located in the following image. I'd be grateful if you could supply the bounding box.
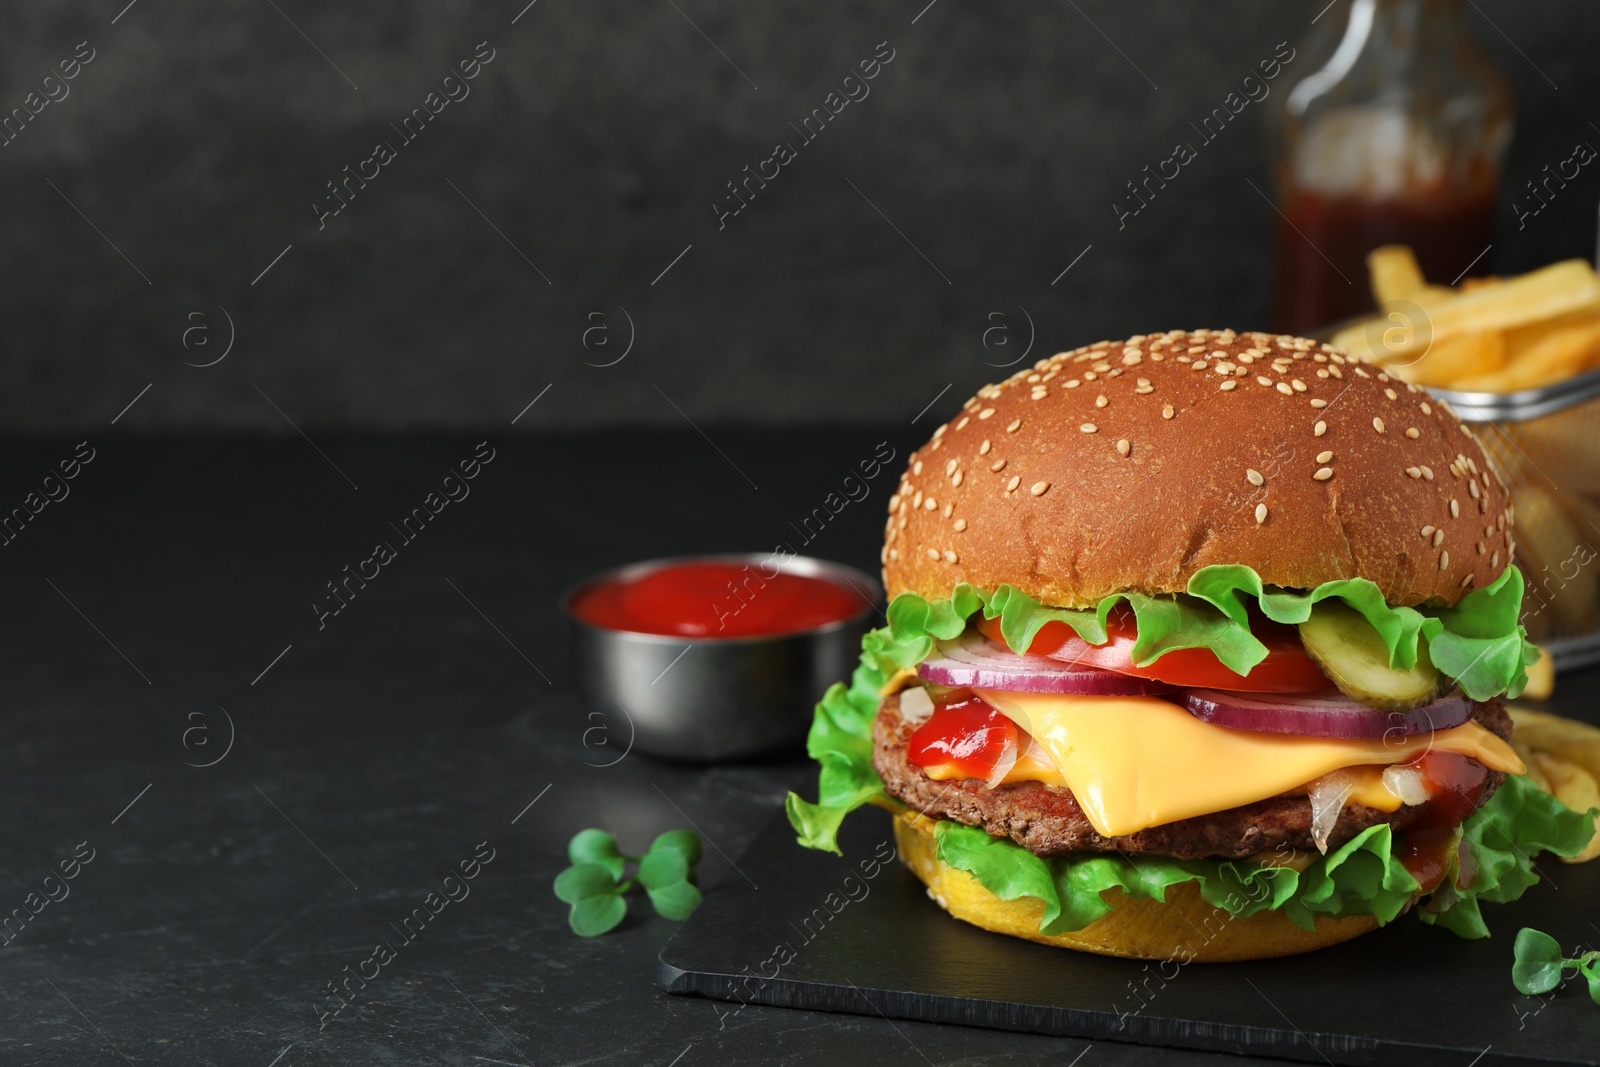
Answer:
[1297,601,1441,711]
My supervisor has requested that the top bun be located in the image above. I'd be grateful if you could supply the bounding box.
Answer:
[883,330,1515,609]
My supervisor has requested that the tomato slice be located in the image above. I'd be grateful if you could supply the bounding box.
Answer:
[906,689,1018,780]
[975,607,1330,693]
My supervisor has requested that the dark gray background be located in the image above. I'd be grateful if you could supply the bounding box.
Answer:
[2,0,1595,432]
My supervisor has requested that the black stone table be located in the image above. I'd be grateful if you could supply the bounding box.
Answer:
[0,431,1590,1066]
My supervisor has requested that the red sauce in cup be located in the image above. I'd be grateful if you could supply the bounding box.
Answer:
[570,561,863,638]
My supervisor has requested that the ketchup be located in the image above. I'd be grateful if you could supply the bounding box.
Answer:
[906,689,1018,781]
[569,560,862,638]
[1271,185,1496,334]
[1396,751,1491,894]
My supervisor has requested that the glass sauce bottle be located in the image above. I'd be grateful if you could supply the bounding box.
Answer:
[1269,0,1513,333]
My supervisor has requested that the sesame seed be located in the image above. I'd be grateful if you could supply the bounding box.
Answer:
[1192,360,1208,371]
[1434,528,1445,547]
[1246,468,1264,486]
[1421,525,1435,537]
[1421,402,1432,415]
[1317,450,1334,463]
[990,459,1006,472]
[927,548,940,561]
[1135,384,1154,394]
[913,461,924,475]
[1440,551,1450,570]
[1162,404,1175,419]
[1492,550,1500,568]
[1271,381,1290,395]
[945,459,957,475]
[1328,366,1343,379]
[956,417,970,430]
[1095,394,1108,408]
[1469,479,1480,499]
[1421,466,1434,481]
[1314,467,1334,481]
[953,518,967,532]
[1030,481,1051,497]
[1405,427,1420,439]
[1373,417,1386,434]
[1006,419,1022,433]
[1313,420,1327,437]
[943,550,958,564]
[1477,541,1486,554]
[979,439,992,455]
[1461,574,1474,589]
[978,408,996,420]
[1385,388,1398,401]
[1005,475,1020,492]
[1257,376,1273,387]
[1450,498,1460,518]
[1255,503,1268,524]
[1066,379,1081,389]
[1310,398,1328,408]
[924,497,938,510]
[1291,379,1307,392]
[1406,467,1422,478]
[1221,380,1237,391]
[952,471,963,487]
[1081,423,1097,434]
[1316,369,1330,379]
[1117,439,1131,457]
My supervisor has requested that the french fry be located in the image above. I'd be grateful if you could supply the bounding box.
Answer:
[1509,707,1600,782]
[1421,260,1600,341]
[1368,245,1427,304]
[1513,740,1551,791]
[1391,330,1506,387]
[1530,752,1600,862]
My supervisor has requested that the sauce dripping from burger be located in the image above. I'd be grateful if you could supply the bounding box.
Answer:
[569,561,862,638]
[1397,751,1491,893]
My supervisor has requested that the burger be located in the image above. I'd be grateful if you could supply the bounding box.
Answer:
[787,329,1593,962]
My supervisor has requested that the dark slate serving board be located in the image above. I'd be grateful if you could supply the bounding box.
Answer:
[659,807,1600,1065]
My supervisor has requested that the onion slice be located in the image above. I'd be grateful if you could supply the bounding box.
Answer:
[918,631,1175,696]
[1182,688,1473,739]
[1307,769,1360,854]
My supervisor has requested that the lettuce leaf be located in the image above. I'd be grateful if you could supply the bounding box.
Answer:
[934,775,1591,937]
[785,564,1585,937]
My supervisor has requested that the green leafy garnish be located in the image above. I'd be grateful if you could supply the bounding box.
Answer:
[1512,927,1600,1002]
[553,828,704,936]
[786,564,1595,938]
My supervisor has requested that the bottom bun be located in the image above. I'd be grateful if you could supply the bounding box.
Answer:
[891,807,1381,962]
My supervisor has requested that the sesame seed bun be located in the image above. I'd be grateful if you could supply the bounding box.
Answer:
[882,329,1515,609]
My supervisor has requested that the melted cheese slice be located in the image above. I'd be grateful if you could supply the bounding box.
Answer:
[925,690,1523,838]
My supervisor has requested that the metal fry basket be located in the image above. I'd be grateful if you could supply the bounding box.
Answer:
[1436,368,1600,671]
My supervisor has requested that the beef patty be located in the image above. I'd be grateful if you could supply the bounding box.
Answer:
[872,691,1511,860]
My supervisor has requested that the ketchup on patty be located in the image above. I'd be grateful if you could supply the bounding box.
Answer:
[570,560,863,638]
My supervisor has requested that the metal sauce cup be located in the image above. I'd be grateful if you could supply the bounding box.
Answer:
[566,555,881,762]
